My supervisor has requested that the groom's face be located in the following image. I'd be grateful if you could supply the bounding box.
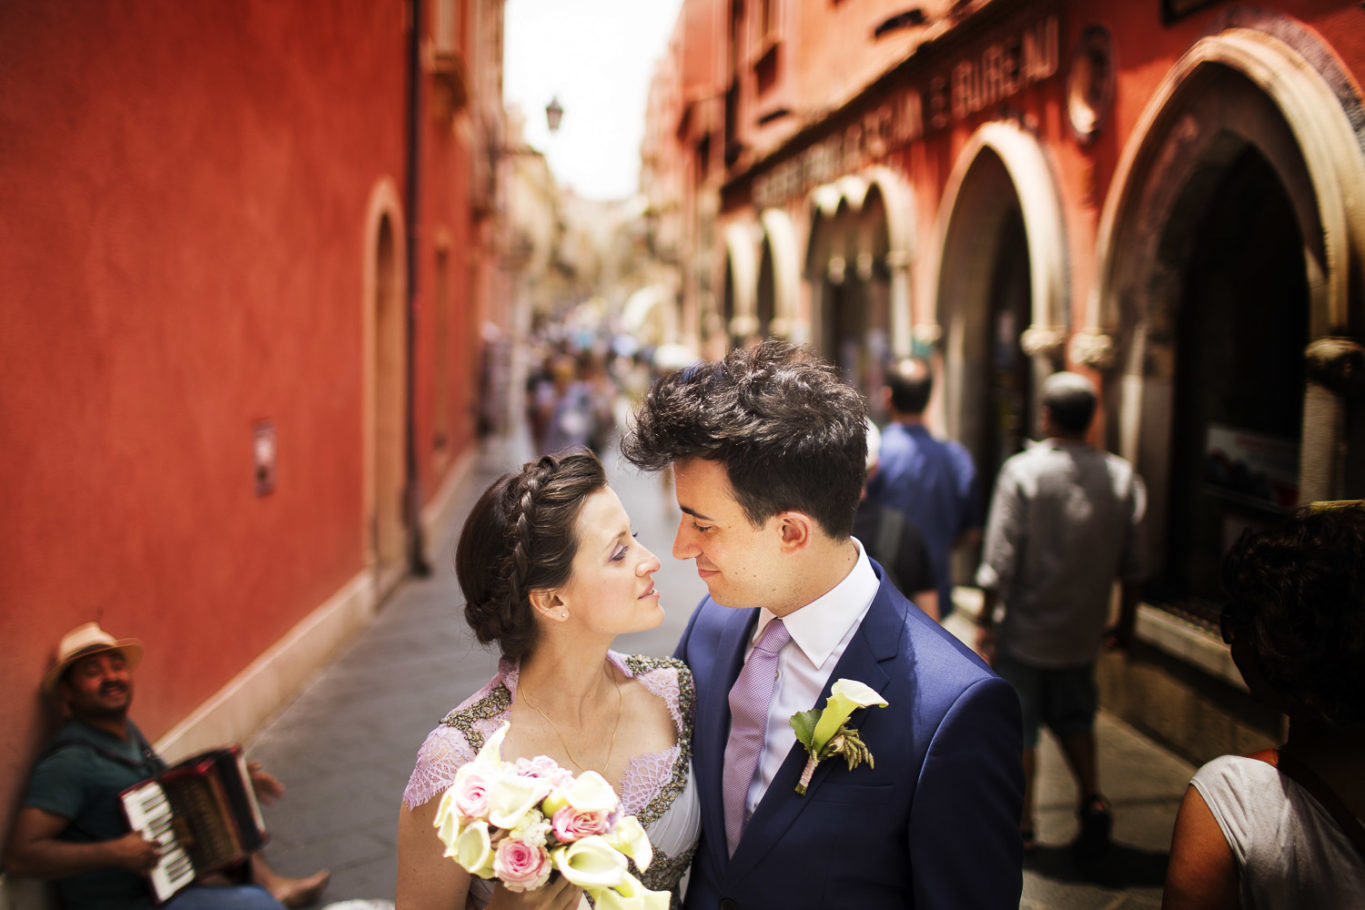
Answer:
[670,457,787,610]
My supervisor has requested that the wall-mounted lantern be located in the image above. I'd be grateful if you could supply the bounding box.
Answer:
[545,96,564,133]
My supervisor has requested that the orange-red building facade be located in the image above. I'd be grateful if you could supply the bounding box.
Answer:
[646,0,1365,761]
[0,0,509,840]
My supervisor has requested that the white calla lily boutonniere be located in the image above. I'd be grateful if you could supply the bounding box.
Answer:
[789,678,889,795]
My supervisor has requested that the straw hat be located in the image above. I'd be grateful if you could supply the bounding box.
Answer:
[42,622,143,694]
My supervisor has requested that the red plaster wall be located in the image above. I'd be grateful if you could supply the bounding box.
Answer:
[0,0,480,834]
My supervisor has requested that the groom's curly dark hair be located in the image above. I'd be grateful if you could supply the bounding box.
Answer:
[622,339,867,539]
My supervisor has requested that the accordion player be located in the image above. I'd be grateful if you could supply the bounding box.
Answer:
[120,745,269,903]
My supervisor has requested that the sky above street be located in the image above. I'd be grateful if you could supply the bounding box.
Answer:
[503,0,684,200]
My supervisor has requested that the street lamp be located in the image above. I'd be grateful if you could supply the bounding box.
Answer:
[545,96,564,133]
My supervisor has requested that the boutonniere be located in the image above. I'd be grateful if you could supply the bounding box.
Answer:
[789,678,889,795]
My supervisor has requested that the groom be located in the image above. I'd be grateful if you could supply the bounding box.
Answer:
[622,341,1023,908]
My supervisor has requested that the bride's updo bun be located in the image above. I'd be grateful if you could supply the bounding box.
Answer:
[455,449,607,661]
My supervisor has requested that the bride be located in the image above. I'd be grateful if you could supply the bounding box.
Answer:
[397,450,699,909]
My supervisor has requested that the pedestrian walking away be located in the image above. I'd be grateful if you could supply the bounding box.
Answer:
[974,371,1147,860]
[868,357,982,620]
[855,419,938,619]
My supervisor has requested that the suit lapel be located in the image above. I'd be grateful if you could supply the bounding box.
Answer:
[696,604,759,874]
[728,579,907,873]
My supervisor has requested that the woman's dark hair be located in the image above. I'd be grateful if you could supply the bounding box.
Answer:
[1221,501,1365,728]
[455,449,607,661]
[621,340,867,538]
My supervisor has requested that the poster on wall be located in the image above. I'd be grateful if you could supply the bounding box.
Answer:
[1203,424,1299,512]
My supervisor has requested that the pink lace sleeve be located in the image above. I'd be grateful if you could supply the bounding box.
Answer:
[402,724,477,810]
[402,667,517,810]
[614,655,695,818]
[631,663,685,733]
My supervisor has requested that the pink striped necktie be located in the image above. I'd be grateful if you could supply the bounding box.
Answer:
[722,617,792,855]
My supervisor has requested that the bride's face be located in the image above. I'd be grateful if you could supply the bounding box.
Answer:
[556,486,664,636]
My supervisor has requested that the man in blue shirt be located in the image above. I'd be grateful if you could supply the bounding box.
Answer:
[868,358,981,619]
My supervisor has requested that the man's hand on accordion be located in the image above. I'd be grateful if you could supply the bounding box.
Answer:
[247,761,285,805]
[110,830,161,873]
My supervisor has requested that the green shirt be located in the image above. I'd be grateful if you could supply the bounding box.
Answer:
[22,718,165,909]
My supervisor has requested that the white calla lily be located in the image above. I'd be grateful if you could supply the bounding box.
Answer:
[486,773,553,830]
[433,788,462,847]
[811,678,888,748]
[450,819,495,878]
[562,769,619,814]
[473,723,509,767]
[605,815,653,871]
[590,873,672,910]
[552,835,628,889]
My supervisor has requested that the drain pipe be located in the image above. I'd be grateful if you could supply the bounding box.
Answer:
[403,0,431,576]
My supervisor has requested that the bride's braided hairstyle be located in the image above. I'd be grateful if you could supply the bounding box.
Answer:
[455,449,607,661]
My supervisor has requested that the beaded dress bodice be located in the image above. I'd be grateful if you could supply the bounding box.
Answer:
[403,653,699,907]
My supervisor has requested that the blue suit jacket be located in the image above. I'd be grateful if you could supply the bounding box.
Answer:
[675,561,1023,909]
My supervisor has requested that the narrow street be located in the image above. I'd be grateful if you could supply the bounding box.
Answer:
[244,428,1191,908]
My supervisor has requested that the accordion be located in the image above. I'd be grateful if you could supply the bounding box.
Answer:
[120,745,269,903]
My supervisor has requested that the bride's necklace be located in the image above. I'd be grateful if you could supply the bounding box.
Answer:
[519,675,623,774]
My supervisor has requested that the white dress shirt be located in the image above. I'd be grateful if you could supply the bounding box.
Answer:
[739,538,880,818]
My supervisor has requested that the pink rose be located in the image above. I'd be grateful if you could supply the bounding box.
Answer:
[493,838,552,892]
[552,805,612,842]
[452,764,494,820]
[514,755,574,789]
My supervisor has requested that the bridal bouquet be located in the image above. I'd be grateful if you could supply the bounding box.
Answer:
[433,722,669,910]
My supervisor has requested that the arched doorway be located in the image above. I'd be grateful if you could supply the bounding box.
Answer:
[934,124,1069,504]
[931,123,1070,594]
[1084,20,1365,623]
[856,185,893,423]
[804,184,842,360]
[939,152,1032,497]
[821,193,864,389]
[364,181,408,598]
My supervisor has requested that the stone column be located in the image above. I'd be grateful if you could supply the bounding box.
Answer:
[1300,336,1364,503]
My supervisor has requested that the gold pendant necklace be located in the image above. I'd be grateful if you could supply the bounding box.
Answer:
[518,674,623,775]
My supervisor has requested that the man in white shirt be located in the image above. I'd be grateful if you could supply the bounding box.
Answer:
[622,341,1024,909]
[975,371,1147,861]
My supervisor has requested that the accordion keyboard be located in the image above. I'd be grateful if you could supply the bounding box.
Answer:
[123,781,197,899]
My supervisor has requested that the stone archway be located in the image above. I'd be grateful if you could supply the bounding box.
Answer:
[1084,19,1365,612]
[723,221,758,345]
[931,121,1070,485]
[757,208,799,340]
[859,165,917,358]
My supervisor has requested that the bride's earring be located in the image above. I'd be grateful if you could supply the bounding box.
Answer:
[561,611,569,619]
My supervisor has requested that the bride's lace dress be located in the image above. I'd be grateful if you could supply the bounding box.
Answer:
[403,653,700,908]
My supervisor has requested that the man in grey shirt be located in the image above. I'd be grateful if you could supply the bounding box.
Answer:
[974,371,1146,861]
